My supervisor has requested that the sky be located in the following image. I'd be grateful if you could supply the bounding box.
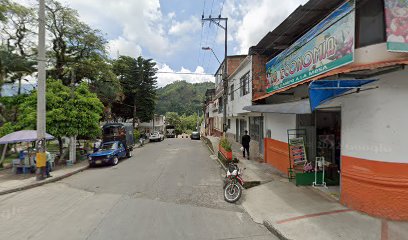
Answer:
[19,0,308,88]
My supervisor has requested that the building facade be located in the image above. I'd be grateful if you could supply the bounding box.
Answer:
[245,0,408,220]
[225,54,268,159]
[209,55,247,137]
[138,115,166,134]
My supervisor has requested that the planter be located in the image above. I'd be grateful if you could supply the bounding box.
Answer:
[295,172,323,186]
[218,144,232,160]
[295,172,340,186]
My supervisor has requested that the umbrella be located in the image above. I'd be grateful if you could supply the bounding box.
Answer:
[0,130,54,144]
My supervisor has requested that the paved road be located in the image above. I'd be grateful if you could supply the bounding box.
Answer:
[0,139,276,240]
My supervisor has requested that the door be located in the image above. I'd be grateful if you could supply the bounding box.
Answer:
[118,143,126,158]
[259,116,264,154]
[239,119,247,144]
[236,119,239,142]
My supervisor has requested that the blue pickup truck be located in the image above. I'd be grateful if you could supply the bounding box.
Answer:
[88,141,127,166]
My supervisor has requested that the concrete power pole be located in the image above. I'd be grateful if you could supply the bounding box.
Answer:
[36,0,47,180]
[201,16,228,134]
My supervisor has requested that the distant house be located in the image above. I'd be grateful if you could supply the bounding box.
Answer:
[138,115,166,134]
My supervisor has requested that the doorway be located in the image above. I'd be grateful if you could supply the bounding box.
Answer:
[236,119,239,142]
[297,110,341,200]
[239,119,247,144]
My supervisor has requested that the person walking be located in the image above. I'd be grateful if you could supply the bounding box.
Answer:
[241,130,251,160]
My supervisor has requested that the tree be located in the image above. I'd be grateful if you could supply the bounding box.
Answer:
[45,0,107,85]
[165,112,181,127]
[0,1,36,91]
[17,79,103,159]
[0,0,8,22]
[112,56,157,126]
[156,81,214,116]
[76,56,123,121]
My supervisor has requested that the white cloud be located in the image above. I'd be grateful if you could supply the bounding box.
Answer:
[169,16,200,36]
[156,64,214,88]
[53,0,171,57]
[107,37,142,58]
[223,0,308,54]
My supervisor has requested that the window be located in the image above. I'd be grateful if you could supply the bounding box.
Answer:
[230,84,234,101]
[218,97,223,113]
[240,72,250,96]
[249,117,262,141]
[356,0,386,48]
[228,119,231,129]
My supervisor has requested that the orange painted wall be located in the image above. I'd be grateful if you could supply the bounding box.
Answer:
[264,138,290,175]
[341,156,408,220]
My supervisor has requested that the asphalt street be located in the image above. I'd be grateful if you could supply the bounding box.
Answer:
[0,138,276,240]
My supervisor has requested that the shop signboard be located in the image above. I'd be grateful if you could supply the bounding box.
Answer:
[265,0,355,93]
[385,0,408,52]
[289,137,307,165]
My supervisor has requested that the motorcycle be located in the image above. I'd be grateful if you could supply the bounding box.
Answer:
[223,162,245,203]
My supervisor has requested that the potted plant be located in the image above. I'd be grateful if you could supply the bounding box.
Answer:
[219,137,232,160]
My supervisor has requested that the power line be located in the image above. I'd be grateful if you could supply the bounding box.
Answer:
[156,71,214,76]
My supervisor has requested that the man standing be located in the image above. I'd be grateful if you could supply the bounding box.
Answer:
[241,130,251,160]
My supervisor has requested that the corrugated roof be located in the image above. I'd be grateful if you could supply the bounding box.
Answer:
[249,0,345,58]
[253,59,408,102]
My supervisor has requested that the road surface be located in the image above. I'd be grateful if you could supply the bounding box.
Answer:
[0,138,276,240]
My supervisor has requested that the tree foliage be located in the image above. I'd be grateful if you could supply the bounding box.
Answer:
[45,0,107,86]
[165,111,202,134]
[156,81,214,116]
[0,1,36,88]
[112,56,157,124]
[16,79,103,156]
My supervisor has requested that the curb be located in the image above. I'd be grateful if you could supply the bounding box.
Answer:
[0,165,89,196]
[201,137,227,171]
[263,220,291,240]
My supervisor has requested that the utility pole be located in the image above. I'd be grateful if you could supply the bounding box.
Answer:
[201,15,228,134]
[69,69,76,165]
[36,0,46,180]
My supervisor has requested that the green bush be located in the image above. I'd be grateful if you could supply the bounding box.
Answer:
[220,137,232,152]
[133,129,140,140]
[0,122,15,137]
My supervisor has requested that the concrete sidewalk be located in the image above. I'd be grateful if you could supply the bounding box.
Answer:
[204,135,282,184]
[0,161,88,196]
[203,136,408,240]
[242,180,408,240]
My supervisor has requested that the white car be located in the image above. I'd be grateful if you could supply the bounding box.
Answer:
[149,131,164,142]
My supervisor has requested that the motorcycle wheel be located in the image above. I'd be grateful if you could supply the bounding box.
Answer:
[224,182,242,203]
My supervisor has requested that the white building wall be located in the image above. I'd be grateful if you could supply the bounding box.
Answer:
[264,113,297,143]
[227,56,252,117]
[341,68,408,163]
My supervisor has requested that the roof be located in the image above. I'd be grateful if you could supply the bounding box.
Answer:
[249,0,344,57]
[253,59,408,102]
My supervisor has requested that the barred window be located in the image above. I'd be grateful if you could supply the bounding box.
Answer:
[240,71,250,96]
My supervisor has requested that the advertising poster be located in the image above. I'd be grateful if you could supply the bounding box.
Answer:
[289,137,307,165]
[265,0,355,93]
[385,0,408,52]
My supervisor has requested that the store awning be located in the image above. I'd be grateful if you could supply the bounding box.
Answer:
[309,79,377,111]
[243,99,311,114]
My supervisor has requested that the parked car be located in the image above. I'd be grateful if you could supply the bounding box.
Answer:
[88,141,128,166]
[190,131,200,140]
[149,131,164,142]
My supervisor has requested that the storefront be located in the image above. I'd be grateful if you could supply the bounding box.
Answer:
[246,0,408,220]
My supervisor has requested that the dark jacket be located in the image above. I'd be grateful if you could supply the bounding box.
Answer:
[242,134,251,147]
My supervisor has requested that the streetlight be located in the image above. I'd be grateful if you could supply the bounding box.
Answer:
[202,47,221,64]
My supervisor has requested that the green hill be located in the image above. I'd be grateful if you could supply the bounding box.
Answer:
[155,81,215,116]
